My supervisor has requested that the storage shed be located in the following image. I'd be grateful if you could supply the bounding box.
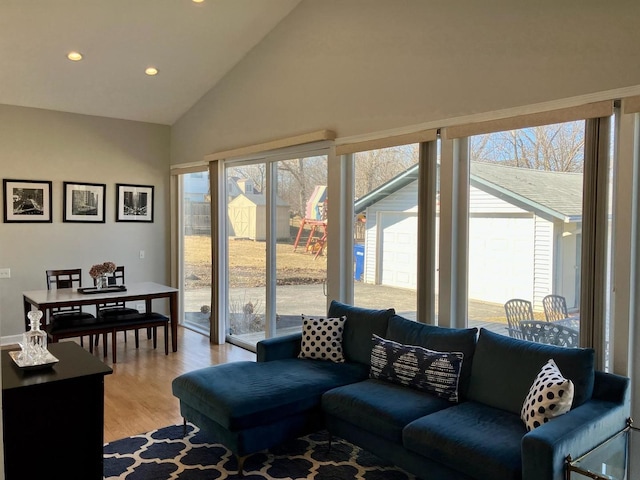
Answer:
[227,193,291,241]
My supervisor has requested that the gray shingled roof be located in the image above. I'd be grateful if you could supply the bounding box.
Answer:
[471,162,583,221]
[355,162,583,221]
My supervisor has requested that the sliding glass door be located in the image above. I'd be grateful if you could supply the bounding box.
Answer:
[224,148,329,348]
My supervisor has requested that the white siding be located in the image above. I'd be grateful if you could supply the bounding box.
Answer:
[468,216,535,304]
[363,182,418,284]
[532,216,554,311]
[469,185,529,214]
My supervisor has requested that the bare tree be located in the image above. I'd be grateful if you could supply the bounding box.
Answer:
[231,164,266,193]
[278,156,327,217]
[470,121,585,172]
[354,145,418,199]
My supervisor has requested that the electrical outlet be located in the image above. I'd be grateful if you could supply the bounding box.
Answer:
[136,303,145,313]
[0,268,10,279]
[139,250,145,259]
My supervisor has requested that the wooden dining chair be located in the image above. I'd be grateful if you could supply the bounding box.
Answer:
[94,265,145,350]
[94,266,139,319]
[45,268,99,350]
[92,265,163,362]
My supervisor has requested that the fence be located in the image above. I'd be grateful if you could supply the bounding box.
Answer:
[184,201,211,235]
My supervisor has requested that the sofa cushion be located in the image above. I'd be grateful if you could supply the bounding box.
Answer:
[298,315,346,362]
[521,358,574,431]
[322,378,453,444]
[467,328,594,415]
[404,401,526,480]
[172,358,369,431]
[369,334,463,402]
[385,315,478,399]
[327,300,395,366]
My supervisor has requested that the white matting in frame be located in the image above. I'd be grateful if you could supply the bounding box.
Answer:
[116,183,154,222]
[3,179,52,223]
[63,181,106,223]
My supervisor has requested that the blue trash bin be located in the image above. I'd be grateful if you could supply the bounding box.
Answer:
[354,244,365,281]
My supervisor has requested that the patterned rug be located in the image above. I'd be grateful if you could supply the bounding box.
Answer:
[104,424,416,480]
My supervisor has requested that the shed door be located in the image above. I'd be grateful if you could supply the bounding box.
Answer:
[232,207,250,238]
[379,212,417,289]
[468,216,534,303]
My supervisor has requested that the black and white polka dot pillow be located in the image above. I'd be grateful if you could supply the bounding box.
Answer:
[521,359,574,431]
[298,315,346,363]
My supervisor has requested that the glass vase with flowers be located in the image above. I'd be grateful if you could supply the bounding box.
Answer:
[89,261,116,289]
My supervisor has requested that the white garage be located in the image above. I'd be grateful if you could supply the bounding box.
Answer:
[379,212,418,289]
[355,162,581,311]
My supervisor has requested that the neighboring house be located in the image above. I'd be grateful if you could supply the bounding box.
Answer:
[355,162,582,311]
[183,171,210,202]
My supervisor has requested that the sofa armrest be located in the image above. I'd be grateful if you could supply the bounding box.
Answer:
[521,400,630,480]
[592,370,630,404]
[256,333,302,362]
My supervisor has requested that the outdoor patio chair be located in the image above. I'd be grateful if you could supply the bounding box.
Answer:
[503,298,534,340]
[519,320,579,348]
[542,294,569,322]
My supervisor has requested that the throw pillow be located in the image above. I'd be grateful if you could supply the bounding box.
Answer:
[298,315,346,362]
[369,334,464,402]
[521,359,574,431]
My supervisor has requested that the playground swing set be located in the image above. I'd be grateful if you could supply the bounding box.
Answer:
[292,186,327,259]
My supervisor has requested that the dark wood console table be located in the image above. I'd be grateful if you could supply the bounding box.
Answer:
[2,342,113,479]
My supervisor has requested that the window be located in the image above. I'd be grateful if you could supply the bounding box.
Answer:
[180,171,212,334]
[467,121,586,340]
[353,145,419,318]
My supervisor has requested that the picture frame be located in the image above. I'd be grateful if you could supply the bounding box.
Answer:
[3,179,53,223]
[63,181,106,223]
[116,183,154,222]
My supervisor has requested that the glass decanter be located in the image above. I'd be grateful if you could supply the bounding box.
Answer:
[22,310,48,364]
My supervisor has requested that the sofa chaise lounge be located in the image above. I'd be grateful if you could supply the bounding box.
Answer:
[172,301,630,479]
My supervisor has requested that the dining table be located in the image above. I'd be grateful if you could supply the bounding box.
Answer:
[22,281,180,352]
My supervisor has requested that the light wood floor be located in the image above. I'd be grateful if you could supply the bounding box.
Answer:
[84,326,255,443]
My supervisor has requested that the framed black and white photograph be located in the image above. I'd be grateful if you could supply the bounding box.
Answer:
[116,183,154,222]
[63,181,106,223]
[3,179,52,223]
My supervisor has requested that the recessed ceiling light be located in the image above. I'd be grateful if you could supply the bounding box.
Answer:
[192,0,205,3]
[67,51,83,61]
[145,67,159,76]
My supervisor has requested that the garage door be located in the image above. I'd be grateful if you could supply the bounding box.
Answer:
[468,216,534,304]
[379,212,418,289]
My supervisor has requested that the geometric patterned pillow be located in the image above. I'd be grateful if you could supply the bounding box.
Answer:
[369,335,464,402]
[521,358,574,431]
[298,315,346,363]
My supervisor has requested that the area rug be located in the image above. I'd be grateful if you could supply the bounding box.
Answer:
[104,423,416,480]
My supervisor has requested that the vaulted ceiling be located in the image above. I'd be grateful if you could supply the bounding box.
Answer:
[0,0,301,125]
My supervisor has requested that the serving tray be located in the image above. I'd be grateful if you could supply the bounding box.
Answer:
[9,350,59,371]
[77,285,127,294]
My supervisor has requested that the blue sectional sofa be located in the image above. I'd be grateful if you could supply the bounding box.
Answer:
[172,301,630,479]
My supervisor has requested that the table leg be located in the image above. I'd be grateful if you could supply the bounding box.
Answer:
[169,291,178,352]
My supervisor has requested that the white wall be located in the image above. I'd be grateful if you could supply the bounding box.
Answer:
[171,0,640,166]
[0,105,171,341]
